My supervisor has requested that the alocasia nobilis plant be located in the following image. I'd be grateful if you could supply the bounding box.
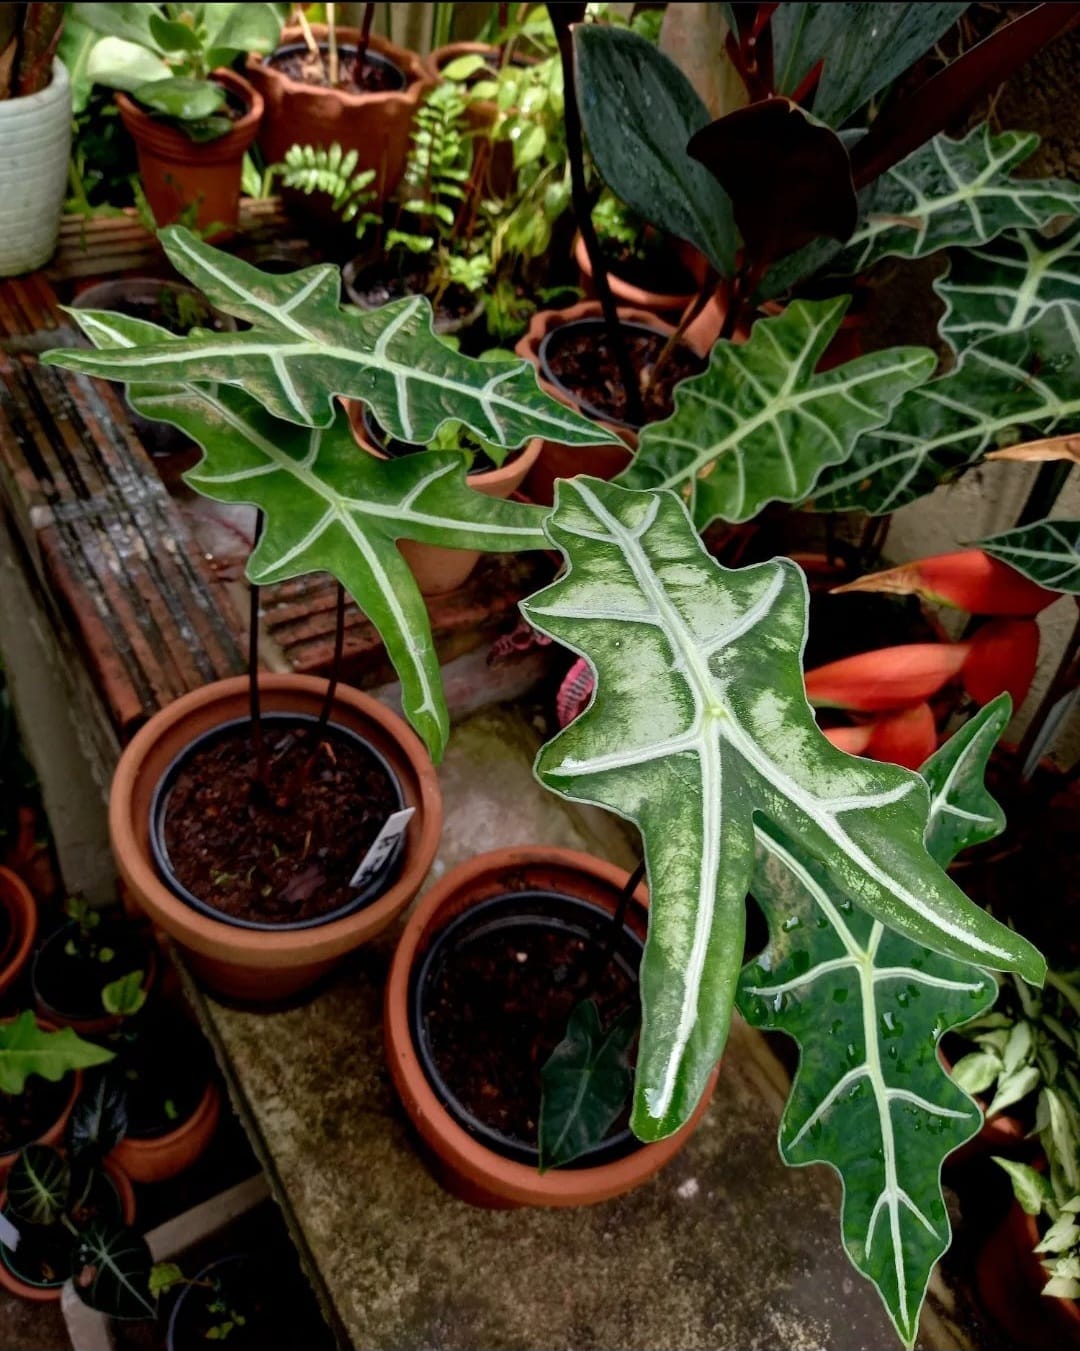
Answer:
[42,232,1045,1348]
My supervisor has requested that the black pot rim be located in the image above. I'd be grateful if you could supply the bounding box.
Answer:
[70,277,239,334]
[410,888,646,1170]
[537,316,673,433]
[340,255,485,334]
[149,713,406,933]
[166,1254,252,1351]
[30,920,154,1023]
[357,403,514,478]
[268,42,407,91]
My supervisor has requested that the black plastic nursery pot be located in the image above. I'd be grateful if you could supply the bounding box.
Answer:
[31,918,159,1037]
[385,846,718,1208]
[341,255,485,336]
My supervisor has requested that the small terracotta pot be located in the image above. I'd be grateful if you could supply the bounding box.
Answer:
[0,867,38,999]
[346,403,543,593]
[0,1157,135,1304]
[573,232,700,320]
[115,69,263,234]
[247,26,432,207]
[110,675,442,1003]
[109,1079,221,1184]
[385,845,717,1208]
[684,292,866,368]
[0,1017,83,1182]
[30,922,160,1038]
[977,1199,1080,1349]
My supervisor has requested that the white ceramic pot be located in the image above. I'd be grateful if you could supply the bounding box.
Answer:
[0,59,71,277]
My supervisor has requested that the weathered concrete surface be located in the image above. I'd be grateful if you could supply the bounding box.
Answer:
[193,705,986,1351]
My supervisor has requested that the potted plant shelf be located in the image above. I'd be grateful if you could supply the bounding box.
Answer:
[247,21,431,208]
[0,867,38,1000]
[110,674,441,1002]
[385,847,716,1208]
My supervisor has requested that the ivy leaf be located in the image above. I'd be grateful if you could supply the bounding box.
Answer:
[812,303,1080,514]
[935,223,1080,354]
[42,228,618,450]
[74,1222,156,1320]
[522,478,1044,1143]
[6,1145,71,1227]
[763,126,1080,298]
[736,701,1014,1348]
[978,518,1080,595]
[0,1011,114,1095]
[65,309,548,761]
[616,298,934,527]
[538,1001,636,1171]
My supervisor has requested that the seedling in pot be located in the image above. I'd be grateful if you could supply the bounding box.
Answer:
[32,897,154,1027]
[152,1260,251,1341]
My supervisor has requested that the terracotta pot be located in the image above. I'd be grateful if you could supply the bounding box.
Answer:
[247,26,432,207]
[30,922,160,1038]
[346,402,543,593]
[977,1199,1080,1349]
[0,1017,83,1182]
[385,845,717,1208]
[684,292,866,367]
[514,301,679,507]
[0,867,38,999]
[110,675,442,1003]
[573,232,700,320]
[115,69,262,234]
[0,1157,135,1304]
[109,1079,221,1184]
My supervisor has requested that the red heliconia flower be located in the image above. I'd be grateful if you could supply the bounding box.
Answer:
[822,723,874,755]
[832,550,1057,616]
[805,642,969,711]
[865,703,938,771]
[962,618,1040,708]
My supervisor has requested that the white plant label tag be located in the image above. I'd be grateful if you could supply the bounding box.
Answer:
[0,1213,20,1253]
[349,807,415,889]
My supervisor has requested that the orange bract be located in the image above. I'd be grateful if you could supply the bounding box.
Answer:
[805,643,969,711]
[832,550,1056,616]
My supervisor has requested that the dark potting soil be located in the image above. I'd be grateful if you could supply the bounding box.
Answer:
[269,45,403,93]
[0,1074,70,1153]
[599,237,698,298]
[161,721,400,925]
[364,410,509,476]
[33,921,151,1020]
[543,324,706,428]
[422,915,639,1148]
[120,1015,211,1139]
[346,259,478,325]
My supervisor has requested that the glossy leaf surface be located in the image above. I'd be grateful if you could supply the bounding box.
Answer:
[979,517,1080,594]
[6,1145,70,1227]
[43,229,618,449]
[523,479,1043,1142]
[539,1001,636,1170]
[66,308,549,761]
[74,1222,155,1320]
[616,298,934,526]
[737,699,1013,1347]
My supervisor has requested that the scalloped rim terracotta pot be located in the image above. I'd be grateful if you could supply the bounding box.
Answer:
[109,1079,221,1184]
[247,25,432,206]
[572,232,699,319]
[0,867,38,1000]
[385,845,716,1208]
[346,402,543,594]
[110,675,442,1003]
[0,1156,135,1303]
[115,69,262,234]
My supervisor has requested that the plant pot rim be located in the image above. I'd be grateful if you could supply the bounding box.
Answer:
[110,675,442,964]
[345,400,543,489]
[266,39,407,92]
[0,867,38,996]
[115,68,263,160]
[0,1156,136,1302]
[31,919,159,1035]
[148,711,407,931]
[0,55,68,112]
[572,231,697,312]
[248,25,429,104]
[70,277,239,334]
[0,1015,84,1169]
[340,256,485,336]
[385,845,716,1206]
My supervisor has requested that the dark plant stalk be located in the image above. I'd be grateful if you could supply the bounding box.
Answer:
[248,512,268,791]
[549,4,644,427]
[317,582,347,730]
[1016,462,1074,528]
[356,2,376,75]
[587,857,646,991]
[644,277,717,399]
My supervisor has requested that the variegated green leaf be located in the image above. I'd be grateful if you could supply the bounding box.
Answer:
[615,298,934,527]
[41,228,618,449]
[764,126,1080,298]
[522,478,1044,1143]
[979,518,1080,595]
[935,223,1080,353]
[812,302,1080,514]
[70,309,548,761]
[736,703,1013,1347]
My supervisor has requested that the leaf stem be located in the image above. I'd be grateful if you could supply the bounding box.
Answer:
[248,512,268,793]
[317,582,347,731]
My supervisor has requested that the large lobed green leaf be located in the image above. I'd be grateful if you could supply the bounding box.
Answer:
[42,229,619,451]
[616,298,934,527]
[574,25,738,276]
[67,308,549,762]
[737,696,1013,1348]
[935,223,1080,354]
[523,479,1043,1142]
[0,1011,113,1095]
[812,302,1080,514]
[764,125,1080,298]
[979,518,1080,595]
